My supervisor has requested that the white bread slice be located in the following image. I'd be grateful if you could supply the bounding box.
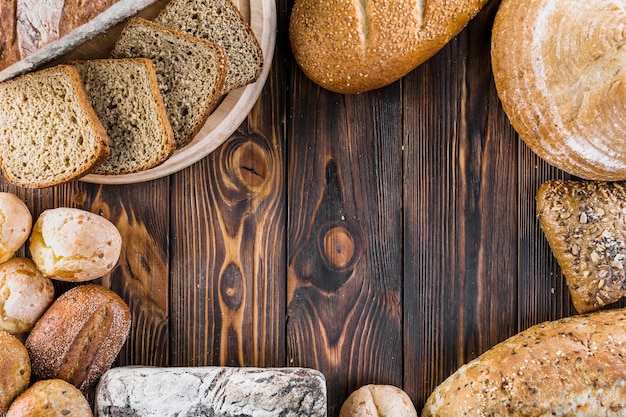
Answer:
[0,65,110,188]
[72,58,175,175]
[154,0,263,94]
[111,18,227,149]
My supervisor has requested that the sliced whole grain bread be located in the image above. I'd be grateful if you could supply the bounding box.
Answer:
[111,18,227,149]
[0,65,109,188]
[154,0,263,94]
[72,58,175,175]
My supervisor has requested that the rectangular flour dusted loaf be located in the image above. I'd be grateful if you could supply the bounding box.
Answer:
[95,366,327,416]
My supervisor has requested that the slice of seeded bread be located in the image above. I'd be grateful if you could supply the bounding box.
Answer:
[111,18,227,148]
[73,58,175,175]
[154,0,263,94]
[0,65,110,188]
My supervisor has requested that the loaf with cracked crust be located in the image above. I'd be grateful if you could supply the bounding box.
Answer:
[537,180,626,313]
[422,308,626,415]
[289,0,488,93]
[492,0,626,180]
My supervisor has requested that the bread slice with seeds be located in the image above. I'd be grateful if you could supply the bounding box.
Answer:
[111,18,227,149]
[154,0,263,94]
[73,58,175,175]
[537,180,626,313]
[0,65,109,188]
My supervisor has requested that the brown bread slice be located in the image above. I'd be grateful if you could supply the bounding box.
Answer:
[537,180,626,313]
[0,65,109,188]
[72,58,175,175]
[154,0,263,94]
[111,18,227,149]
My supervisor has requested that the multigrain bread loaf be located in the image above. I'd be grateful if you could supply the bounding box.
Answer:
[0,65,110,188]
[0,330,30,414]
[422,308,626,415]
[537,180,626,313]
[25,284,131,392]
[7,379,93,417]
[111,18,227,149]
[289,0,488,93]
[73,58,175,174]
[492,0,626,180]
[154,0,263,94]
[0,192,32,263]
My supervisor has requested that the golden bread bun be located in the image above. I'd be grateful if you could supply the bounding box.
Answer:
[29,208,122,282]
[6,379,92,417]
[290,0,488,93]
[339,385,417,417]
[0,192,32,263]
[0,257,54,334]
[492,0,626,180]
[0,330,30,414]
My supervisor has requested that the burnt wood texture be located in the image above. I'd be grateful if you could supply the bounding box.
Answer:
[3,0,622,415]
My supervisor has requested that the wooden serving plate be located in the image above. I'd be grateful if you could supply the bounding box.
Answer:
[49,0,277,184]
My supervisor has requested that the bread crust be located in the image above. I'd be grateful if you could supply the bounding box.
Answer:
[422,308,626,415]
[289,0,488,93]
[0,330,30,414]
[7,379,93,417]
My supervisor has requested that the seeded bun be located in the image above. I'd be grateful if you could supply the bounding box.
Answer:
[0,330,30,414]
[7,379,93,417]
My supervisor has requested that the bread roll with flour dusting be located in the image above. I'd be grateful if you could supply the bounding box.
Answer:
[492,0,626,180]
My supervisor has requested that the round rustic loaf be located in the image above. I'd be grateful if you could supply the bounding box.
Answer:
[29,207,122,282]
[25,284,131,392]
[289,0,488,93]
[0,330,30,414]
[0,192,32,263]
[0,257,54,334]
[340,385,417,417]
[6,379,93,417]
[492,0,626,180]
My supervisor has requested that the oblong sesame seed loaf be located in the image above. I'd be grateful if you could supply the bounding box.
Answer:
[73,58,175,175]
[0,65,109,188]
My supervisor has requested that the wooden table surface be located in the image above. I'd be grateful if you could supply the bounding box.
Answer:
[7,0,623,415]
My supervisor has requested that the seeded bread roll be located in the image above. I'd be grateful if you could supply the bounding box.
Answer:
[492,0,626,180]
[25,284,131,392]
[0,192,32,263]
[422,308,626,415]
[0,330,30,414]
[7,379,93,417]
[340,385,417,417]
[73,58,175,174]
[537,180,626,313]
[111,18,227,149]
[0,65,110,188]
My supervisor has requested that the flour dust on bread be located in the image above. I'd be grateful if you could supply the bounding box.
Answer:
[289,0,489,94]
[0,65,110,188]
[492,0,626,180]
[73,58,175,174]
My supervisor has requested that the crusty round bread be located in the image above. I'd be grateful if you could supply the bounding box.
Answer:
[7,379,93,417]
[0,192,32,263]
[339,385,417,417]
[25,284,131,392]
[289,0,488,93]
[29,208,122,282]
[492,0,626,180]
[0,257,54,334]
[0,330,30,414]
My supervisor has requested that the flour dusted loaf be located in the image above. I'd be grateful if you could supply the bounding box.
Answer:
[492,0,626,180]
[290,0,488,93]
[0,192,32,263]
[0,65,110,188]
[25,284,131,392]
[422,308,626,416]
[7,379,93,417]
[0,330,30,414]
[111,18,227,148]
[73,58,175,174]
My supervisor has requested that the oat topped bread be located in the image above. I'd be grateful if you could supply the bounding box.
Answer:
[537,180,626,313]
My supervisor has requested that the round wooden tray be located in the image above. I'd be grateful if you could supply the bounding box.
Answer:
[82,0,276,184]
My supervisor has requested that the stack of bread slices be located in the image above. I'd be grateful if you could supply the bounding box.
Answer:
[0,0,263,188]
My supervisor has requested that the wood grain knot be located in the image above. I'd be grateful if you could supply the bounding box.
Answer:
[323,226,354,269]
[234,141,269,191]
[220,263,244,311]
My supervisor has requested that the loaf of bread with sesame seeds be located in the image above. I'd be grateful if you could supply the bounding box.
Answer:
[289,0,489,93]
[422,308,626,415]
[537,180,626,313]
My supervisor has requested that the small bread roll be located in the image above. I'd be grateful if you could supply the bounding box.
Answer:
[29,208,122,282]
[0,330,30,414]
[339,385,417,417]
[0,257,54,334]
[0,192,32,263]
[7,379,93,417]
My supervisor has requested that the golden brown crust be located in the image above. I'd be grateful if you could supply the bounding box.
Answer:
[0,330,30,414]
[25,284,131,392]
[289,0,489,94]
[7,379,93,417]
[492,0,626,180]
[340,385,417,417]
